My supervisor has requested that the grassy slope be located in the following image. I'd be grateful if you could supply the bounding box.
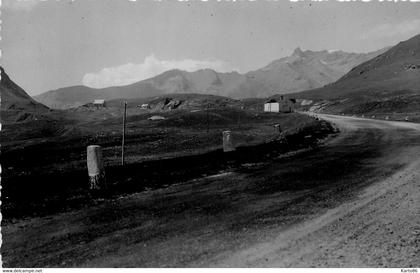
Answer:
[1,106,333,219]
[1,67,49,123]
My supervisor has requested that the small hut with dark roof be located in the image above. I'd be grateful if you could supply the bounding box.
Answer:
[264,96,295,113]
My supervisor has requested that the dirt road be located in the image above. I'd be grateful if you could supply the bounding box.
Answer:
[2,114,420,267]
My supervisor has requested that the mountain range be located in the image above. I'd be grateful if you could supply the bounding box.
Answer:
[34,47,388,109]
[294,33,420,117]
[296,33,420,100]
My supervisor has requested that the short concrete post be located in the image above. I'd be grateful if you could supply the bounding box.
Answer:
[87,145,106,190]
[222,130,235,152]
[274,124,281,133]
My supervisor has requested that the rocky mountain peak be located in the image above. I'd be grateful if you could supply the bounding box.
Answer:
[292,47,305,57]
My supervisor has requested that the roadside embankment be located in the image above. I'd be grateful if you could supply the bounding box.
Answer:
[1,111,336,219]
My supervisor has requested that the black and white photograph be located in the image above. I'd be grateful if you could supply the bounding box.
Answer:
[1,0,420,269]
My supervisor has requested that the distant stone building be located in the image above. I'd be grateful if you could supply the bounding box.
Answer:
[93,99,106,108]
[264,96,295,113]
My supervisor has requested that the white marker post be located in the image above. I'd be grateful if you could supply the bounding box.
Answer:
[87,145,106,190]
[222,130,235,152]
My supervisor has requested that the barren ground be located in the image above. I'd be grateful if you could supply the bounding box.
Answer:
[2,114,420,267]
[1,111,328,218]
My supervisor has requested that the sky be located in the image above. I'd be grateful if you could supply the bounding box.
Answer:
[2,0,420,95]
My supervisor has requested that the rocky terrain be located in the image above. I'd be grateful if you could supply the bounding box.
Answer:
[231,47,388,98]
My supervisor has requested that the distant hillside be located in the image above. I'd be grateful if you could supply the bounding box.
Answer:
[293,33,420,119]
[33,82,165,110]
[296,34,420,100]
[67,93,247,131]
[35,47,387,109]
[1,67,49,123]
[105,93,242,110]
[35,69,245,109]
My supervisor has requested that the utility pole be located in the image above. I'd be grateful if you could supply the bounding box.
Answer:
[121,101,127,166]
[206,103,210,133]
[237,107,241,129]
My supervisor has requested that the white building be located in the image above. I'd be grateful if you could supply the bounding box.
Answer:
[264,96,295,113]
[141,103,149,109]
[93,99,106,107]
[264,99,280,112]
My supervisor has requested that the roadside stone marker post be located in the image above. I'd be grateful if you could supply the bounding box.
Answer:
[222,130,235,152]
[87,145,106,190]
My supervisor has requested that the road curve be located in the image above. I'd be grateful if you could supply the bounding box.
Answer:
[2,114,420,267]
[207,114,420,267]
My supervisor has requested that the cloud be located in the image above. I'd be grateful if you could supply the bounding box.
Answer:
[361,19,420,41]
[3,0,40,11]
[82,54,238,88]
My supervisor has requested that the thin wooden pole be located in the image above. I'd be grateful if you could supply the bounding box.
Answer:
[206,103,210,133]
[237,108,240,129]
[122,101,127,166]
